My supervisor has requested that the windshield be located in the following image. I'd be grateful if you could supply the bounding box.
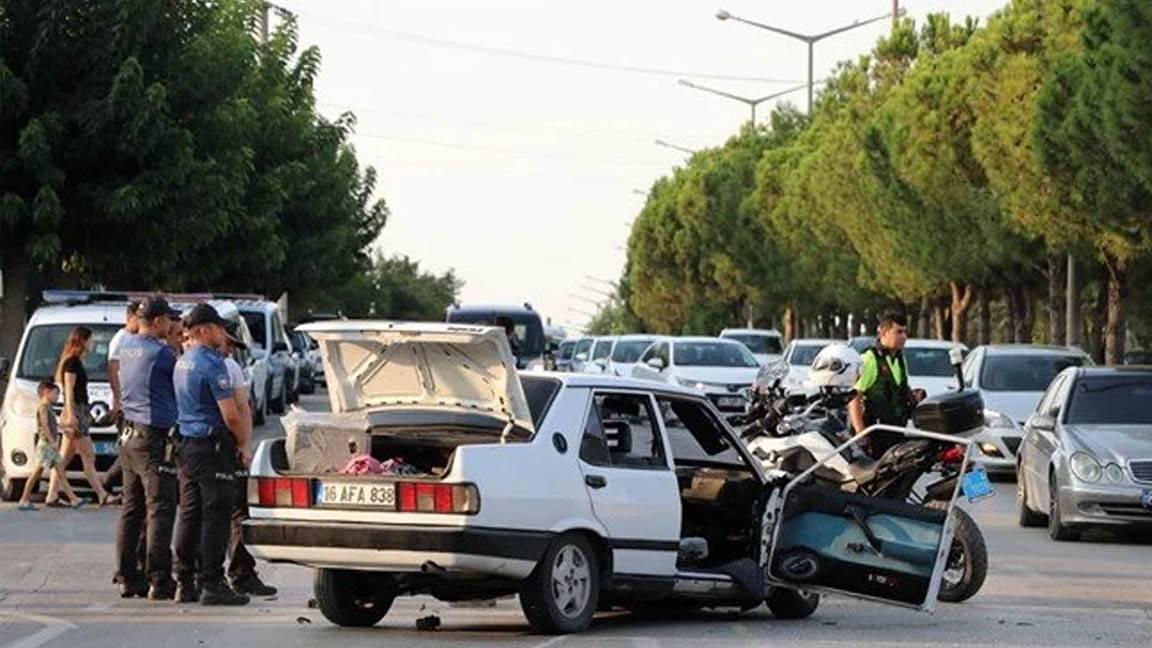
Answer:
[724,334,782,355]
[674,342,759,368]
[611,339,655,363]
[558,341,575,360]
[1065,376,1152,425]
[445,310,545,358]
[788,344,826,366]
[905,348,955,377]
[241,311,267,347]
[981,354,1086,392]
[592,339,614,360]
[17,324,120,382]
[574,338,594,356]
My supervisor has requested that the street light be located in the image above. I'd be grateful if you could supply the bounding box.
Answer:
[654,139,698,156]
[678,79,811,125]
[716,5,906,113]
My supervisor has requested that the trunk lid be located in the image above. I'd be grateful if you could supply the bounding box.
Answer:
[298,321,534,433]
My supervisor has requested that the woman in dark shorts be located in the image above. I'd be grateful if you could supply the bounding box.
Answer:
[56,326,112,505]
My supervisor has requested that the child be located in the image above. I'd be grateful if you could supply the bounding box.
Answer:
[18,380,85,510]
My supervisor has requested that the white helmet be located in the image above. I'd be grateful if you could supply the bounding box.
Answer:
[808,344,862,390]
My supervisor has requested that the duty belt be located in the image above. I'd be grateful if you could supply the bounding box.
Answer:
[121,421,174,441]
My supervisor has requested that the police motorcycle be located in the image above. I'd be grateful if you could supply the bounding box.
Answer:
[742,345,992,604]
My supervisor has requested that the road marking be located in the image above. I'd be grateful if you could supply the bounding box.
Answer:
[0,611,77,648]
[82,602,115,612]
[531,635,569,648]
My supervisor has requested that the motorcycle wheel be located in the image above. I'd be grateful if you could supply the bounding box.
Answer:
[937,507,987,603]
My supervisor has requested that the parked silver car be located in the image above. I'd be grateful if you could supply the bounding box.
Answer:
[1016,367,1152,541]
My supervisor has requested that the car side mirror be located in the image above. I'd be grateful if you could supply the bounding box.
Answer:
[273,341,289,353]
[1027,413,1056,432]
[594,358,607,368]
[645,357,665,371]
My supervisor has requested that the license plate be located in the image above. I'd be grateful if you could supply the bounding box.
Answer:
[93,441,119,456]
[961,469,995,503]
[716,396,744,409]
[314,481,396,508]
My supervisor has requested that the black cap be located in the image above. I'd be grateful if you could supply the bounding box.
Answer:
[138,296,180,321]
[183,303,229,329]
[223,321,248,350]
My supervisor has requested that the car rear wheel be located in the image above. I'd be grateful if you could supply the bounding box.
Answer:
[1016,472,1045,528]
[1048,476,1080,541]
[765,588,820,619]
[520,534,599,634]
[313,569,395,627]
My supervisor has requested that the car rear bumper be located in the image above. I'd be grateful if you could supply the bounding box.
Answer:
[242,519,550,578]
[1058,483,1152,527]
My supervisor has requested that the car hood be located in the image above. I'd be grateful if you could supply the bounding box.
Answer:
[298,321,533,432]
[1063,425,1152,464]
[671,366,759,386]
[752,353,783,366]
[979,391,1044,424]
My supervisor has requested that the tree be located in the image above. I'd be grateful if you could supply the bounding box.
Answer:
[333,254,462,321]
[1035,0,1152,364]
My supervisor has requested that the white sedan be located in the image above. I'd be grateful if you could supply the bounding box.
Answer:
[243,322,959,634]
[630,337,761,413]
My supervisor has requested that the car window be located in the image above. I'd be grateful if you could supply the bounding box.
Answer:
[980,354,1086,392]
[657,397,747,468]
[611,339,654,363]
[656,342,670,366]
[723,334,783,355]
[904,347,955,377]
[1065,376,1152,425]
[1035,374,1065,417]
[788,343,825,367]
[271,313,286,346]
[672,341,759,368]
[574,338,594,357]
[962,349,981,387]
[241,311,267,347]
[592,339,614,360]
[558,341,575,361]
[17,324,120,382]
[521,375,562,428]
[580,393,666,469]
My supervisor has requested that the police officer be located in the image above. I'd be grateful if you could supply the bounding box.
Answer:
[114,296,181,599]
[217,322,276,597]
[172,304,251,606]
[848,313,925,458]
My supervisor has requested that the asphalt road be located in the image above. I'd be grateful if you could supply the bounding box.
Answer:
[1,391,1149,648]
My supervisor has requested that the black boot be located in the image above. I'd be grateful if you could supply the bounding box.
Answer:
[148,580,177,601]
[231,574,277,597]
[117,580,148,599]
[175,579,200,604]
[200,580,250,606]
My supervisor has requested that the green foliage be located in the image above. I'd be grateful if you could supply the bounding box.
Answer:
[331,254,462,321]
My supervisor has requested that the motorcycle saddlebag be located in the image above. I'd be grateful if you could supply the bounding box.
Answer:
[911,389,984,437]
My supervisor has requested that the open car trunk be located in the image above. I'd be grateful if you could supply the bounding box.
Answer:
[277,322,537,479]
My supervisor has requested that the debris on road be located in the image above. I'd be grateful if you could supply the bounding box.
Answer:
[306,598,318,608]
[416,615,441,631]
[296,616,312,625]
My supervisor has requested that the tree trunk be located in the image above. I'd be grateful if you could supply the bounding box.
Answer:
[1048,254,1067,346]
[932,299,947,341]
[1088,276,1108,364]
[1066,253,1081,347]
[1004,284,1019,343]
[918,297,931,340]
[978,283,992,346]
[0,255,33,394]
[1103,254,1129,366]
[784,305,795,343]
[949,282,973,344]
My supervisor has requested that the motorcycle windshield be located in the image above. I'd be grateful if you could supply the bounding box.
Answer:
[764,424,975,611]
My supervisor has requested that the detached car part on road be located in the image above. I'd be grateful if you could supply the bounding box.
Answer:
[243,322,972,634]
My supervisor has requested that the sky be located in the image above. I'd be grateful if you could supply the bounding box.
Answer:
[278,0,1009,334]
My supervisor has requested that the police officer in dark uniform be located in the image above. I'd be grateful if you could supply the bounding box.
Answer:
[848,313,925,458]
[172,304,251,606]
[114,296,181,599]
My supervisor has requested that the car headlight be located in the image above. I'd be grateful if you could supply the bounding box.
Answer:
[1102,463,1126,484]
[1069,452,1102,483]
[978,442,1003,458]
[983,410,1017,430]
[675,377,706,390]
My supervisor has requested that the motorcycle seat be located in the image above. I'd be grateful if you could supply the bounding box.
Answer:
[846,458,879,485]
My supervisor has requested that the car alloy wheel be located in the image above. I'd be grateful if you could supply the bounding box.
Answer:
[550,545,592,619]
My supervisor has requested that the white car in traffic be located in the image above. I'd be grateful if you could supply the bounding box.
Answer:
[630,337,760,413]
[242,321,959,634]
[719,328,784,366]
[780,338,837,393]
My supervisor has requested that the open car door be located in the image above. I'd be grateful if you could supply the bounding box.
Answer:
[764,425,973,611]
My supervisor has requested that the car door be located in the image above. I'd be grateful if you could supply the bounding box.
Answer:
[578,390,680,577]
[1025,373,1071,498]
[631,342,665,381]
[765,433,961,610]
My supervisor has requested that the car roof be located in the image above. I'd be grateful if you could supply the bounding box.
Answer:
[675,336,745,345]
[615,334,660,341]
[790,338,839,346]
[905,338,968,350]
[980,344,1088,357]
[447,303,537,316]
[1072,366,1152,377]
[523,371,704,398]
[235,300,278,313]
[28,303,127,326]
[720,328,782,336]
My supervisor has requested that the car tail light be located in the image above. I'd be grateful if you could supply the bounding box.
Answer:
[249,477,312,508]
[397,482,479,514]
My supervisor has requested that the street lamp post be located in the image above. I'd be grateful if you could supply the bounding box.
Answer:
[716,6,906,113]
[654,139,698,156]
[678,79,810,125]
